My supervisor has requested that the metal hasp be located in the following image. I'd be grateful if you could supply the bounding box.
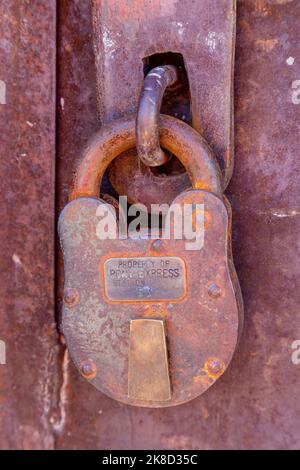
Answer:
[92,0,236,206]
[59,116,243,407]
[136,65,178,166]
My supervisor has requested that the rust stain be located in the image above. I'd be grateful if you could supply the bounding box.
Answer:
[102,0,175,22]
[255,38,279,52]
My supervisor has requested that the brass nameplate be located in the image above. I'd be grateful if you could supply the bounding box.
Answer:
[104,256,186,301]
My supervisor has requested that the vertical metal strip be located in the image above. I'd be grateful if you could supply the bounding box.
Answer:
[92,0,236,185]
[0,0,59,448]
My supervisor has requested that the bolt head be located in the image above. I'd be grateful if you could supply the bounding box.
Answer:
[152,239,163,251]
[140,286,152,298]
[64,288,79,307]
[206,357,224,376]
[208,283,221,299]
[80,359,97,379]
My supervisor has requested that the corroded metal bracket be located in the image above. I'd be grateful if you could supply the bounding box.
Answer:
[136,65,178,167]
[92,0,236,188]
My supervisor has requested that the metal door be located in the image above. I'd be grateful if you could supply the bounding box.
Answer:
[0,0,299,450]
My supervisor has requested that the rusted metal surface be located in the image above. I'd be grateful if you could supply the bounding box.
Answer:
[92,0,236,204]
[128,319,171,402]
[136,65,177,166]
[54,0,300,449]
[0,0,59,449]
[70,115,222,200]
[56,1,99,206]
[2,0,298,451]
[56,0,99,318]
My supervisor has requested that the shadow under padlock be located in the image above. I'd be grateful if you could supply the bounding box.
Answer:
[58,115,243,407]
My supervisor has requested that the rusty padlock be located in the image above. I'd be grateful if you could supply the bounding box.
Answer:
[58,115,243,407]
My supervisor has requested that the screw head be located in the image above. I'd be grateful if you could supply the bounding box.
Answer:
[206,357,224,376]
[80,359,97,379]
[152,239,163,251]
[139,285,152,298]
[208,283,221,299]
[64,288,79,307]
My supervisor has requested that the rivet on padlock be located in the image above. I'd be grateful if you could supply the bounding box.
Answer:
[58,115,243,408]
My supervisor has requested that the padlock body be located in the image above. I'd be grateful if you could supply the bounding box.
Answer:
[58,190,243,407]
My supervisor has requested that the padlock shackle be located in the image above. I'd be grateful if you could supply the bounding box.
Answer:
[70,115,222,201]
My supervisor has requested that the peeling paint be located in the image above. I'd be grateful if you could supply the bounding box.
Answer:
[52,348,69,434]
[205,32,217,52]
[271,209,300,218]
[102,26,116,58]
[12,253,22,266]
[175,21,184,39]
[205,31,225,54]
